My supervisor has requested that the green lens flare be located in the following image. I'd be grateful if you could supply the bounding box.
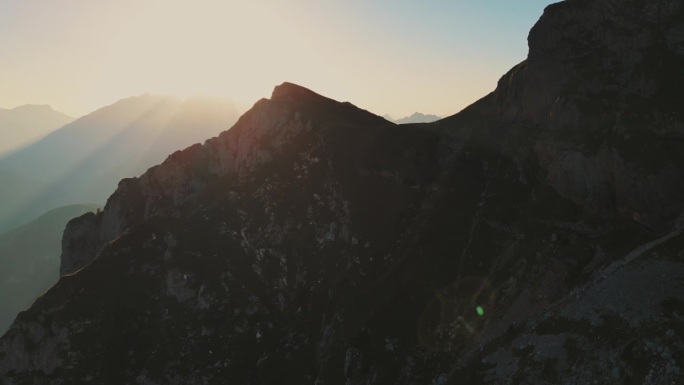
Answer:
[476,306,484,316]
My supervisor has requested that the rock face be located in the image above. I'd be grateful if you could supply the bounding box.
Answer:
[491,0,684,230]
[0,204,98,335]
[2,0,684,384]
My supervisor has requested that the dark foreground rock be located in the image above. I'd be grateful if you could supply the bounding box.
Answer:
[1,0,683,384]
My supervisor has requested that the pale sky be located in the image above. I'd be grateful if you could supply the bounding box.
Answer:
[0,0,556,119]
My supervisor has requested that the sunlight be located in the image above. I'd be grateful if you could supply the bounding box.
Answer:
[1,101,165,225]
[100,1,323,107]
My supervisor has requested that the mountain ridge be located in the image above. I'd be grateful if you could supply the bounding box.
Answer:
[0,104,74,155]
[0,94,243,231]
[397,112,442,124]
[383,112,441,124]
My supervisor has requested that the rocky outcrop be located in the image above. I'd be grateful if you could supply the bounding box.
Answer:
[496,0,684,130]
[3,0,684,384]
[0,204,98,335]
[489,0,684,230]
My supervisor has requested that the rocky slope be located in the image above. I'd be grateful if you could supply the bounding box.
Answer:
[1,0,684,384]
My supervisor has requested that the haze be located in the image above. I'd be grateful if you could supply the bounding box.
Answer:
[0,0,554,119]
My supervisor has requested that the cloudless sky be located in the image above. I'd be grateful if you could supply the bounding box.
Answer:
[0,0,556,119]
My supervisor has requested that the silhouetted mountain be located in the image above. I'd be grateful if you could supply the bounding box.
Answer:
[0,204,97,335]
[2,0,684,384]
[388,112,441,124]
[0,104,73,155]
[0,94,242,231]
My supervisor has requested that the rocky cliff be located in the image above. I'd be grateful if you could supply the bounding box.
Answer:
[2,0,684,384]
[0,204,98,335]
[491,0,684,229]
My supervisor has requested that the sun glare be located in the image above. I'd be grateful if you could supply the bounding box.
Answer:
[1,0,552,118]
[97,1,324,107]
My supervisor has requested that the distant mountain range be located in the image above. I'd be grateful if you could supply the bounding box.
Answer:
[0,204,98,334]
[383,112,441,124]
[0,104,74,155]
[0,94,243,332]
[0,94,243,231]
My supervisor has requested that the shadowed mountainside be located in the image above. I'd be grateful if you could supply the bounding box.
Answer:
[0,204,98,335]
[1,0,683,384]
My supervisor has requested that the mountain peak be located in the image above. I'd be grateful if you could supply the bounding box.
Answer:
[270,82,334,103]
[0,104,74,155]
[1,104,72,119]
[12,104,54,112]
[264,82,387,127]
[391,112,441,124]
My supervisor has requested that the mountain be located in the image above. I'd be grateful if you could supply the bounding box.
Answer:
[387,112,441,124]
[0,94,242,231]
[0,204,98,335]
[0,104,74,155]
[2,0,684,384]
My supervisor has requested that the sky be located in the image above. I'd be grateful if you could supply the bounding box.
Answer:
[0,0,556,119]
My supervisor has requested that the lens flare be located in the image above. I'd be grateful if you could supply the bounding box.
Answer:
[417,276,496,352]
